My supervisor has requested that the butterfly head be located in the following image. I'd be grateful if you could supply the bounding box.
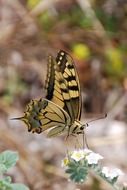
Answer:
[11,99,43,134]
[71,120,87,135]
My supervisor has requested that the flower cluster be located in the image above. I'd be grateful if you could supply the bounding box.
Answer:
[62,149,123,186]
[62,148,103,167]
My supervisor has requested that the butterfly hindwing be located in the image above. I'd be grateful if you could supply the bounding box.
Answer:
[21,98,71,135]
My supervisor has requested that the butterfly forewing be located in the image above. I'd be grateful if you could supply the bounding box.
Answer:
[56,50,82,121]
[45,50,82,123]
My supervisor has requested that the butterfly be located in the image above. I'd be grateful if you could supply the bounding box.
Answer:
[13,50,86,137]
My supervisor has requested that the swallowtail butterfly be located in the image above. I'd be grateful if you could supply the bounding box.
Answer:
[13,50,86,137]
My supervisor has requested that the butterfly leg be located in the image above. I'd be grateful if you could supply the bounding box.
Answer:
[65,126,71,141]
[82,130,89,149]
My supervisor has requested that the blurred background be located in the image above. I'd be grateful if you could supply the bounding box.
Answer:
[0,0,127,189]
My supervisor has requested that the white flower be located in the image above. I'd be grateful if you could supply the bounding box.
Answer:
[66,149,103,164]
[86,152,103,165]
[102,167,124,180]
[70,149,92,162]
[71,150,85,162]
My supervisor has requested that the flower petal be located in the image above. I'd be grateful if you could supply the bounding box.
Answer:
[71,150,85,162]
[86,152,103,165]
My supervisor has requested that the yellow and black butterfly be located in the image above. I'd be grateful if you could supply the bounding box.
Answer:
[13,50,86,137]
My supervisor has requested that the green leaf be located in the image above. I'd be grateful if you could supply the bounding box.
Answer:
[0,151,29,190]
[0,163,8,174]
[0,151,19,171]
[66,168,75,174]
[65,159,88,183]
[68,160,78,168]
[4,176,12,183]
[0,179,12,190]
[0,181,29,190]
[10,183,29,190]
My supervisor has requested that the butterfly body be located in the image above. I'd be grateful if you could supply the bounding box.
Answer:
[14,50,86,137]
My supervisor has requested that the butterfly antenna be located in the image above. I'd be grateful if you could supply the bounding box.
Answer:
[87,113,107,125]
